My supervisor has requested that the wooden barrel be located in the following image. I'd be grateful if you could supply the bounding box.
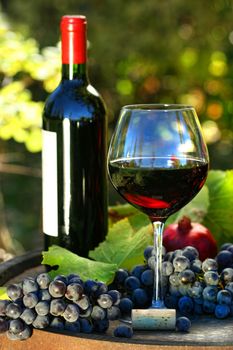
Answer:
[0,251,233,350]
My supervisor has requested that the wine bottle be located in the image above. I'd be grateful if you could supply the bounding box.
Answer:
[42,15,108,257]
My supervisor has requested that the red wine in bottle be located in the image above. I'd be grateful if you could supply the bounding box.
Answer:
[42,15,108,257]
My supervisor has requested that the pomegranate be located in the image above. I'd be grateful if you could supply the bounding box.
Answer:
[163,216,217,261]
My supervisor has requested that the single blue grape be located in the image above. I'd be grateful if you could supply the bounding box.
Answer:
[65,283,83,301]
[179,269,195,284]
[131,265,147,279]
[83,280,98,295]
[63,304,79,322]
[36,273,51,290]
[176,316,191,332]
[91,305,106,321]
[22,278,39,295]
[48,280,66,298]
[50,299,66,316]
[35,301,50,316]
[114,269,129,285]
[140,269,153,286]
[7,284,23,301]
[6,302,23,319]
[190,259,202,273]
[202,258,218,272]
[114,325,133,338]
[182,246,199,261]
[217,289,232,305]
[79,319,93,333]
[132,288,149,308]
[215,304,230,319]
[23,292,38,309]
[9,319,25,334]
[20,308,36,325]
[173,256,190,272]
[216,250,233,270]
[178,296,194,315]
[97,294,113,309]
[119,297,133,315]
[124,276,141,291]
[202,286,218,302]
[32,315,50,329]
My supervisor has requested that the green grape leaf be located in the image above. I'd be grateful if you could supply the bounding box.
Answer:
[0,287,9,300]
[42,245,117,284]
[202,170,233,245]
[89,218,153,270]
[166,185,210,226]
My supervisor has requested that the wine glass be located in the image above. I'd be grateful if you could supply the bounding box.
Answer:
[108,104,209,309]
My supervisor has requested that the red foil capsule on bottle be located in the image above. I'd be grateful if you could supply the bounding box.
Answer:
[60,15,87,64]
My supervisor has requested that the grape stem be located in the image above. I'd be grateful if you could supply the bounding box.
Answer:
[151,221,165,308]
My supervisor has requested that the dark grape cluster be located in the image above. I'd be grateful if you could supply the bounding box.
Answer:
[109,243,233,332]
[0,273,128,341]
[162,244,233,320]
[3,242,233,341]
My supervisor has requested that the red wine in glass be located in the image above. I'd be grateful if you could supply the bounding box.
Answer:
[109,156,208,222]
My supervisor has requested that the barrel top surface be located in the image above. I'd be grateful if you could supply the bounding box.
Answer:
[1,251,233,349]
[0,314,233,349]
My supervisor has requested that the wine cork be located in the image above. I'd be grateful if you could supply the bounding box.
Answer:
[132,308,176,330]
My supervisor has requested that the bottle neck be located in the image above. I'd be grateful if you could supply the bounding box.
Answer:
[62,63,88,82]
[61,16,87,82]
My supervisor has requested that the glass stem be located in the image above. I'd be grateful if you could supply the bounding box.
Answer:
[151,221,165,308]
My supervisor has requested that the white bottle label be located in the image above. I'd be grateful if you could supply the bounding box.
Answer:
[42,129,58,237]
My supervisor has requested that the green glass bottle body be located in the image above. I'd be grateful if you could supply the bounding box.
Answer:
[42,16,108,257]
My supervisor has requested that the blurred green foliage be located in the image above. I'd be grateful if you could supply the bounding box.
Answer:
[0,0,233,167]
[0,0,233,252]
